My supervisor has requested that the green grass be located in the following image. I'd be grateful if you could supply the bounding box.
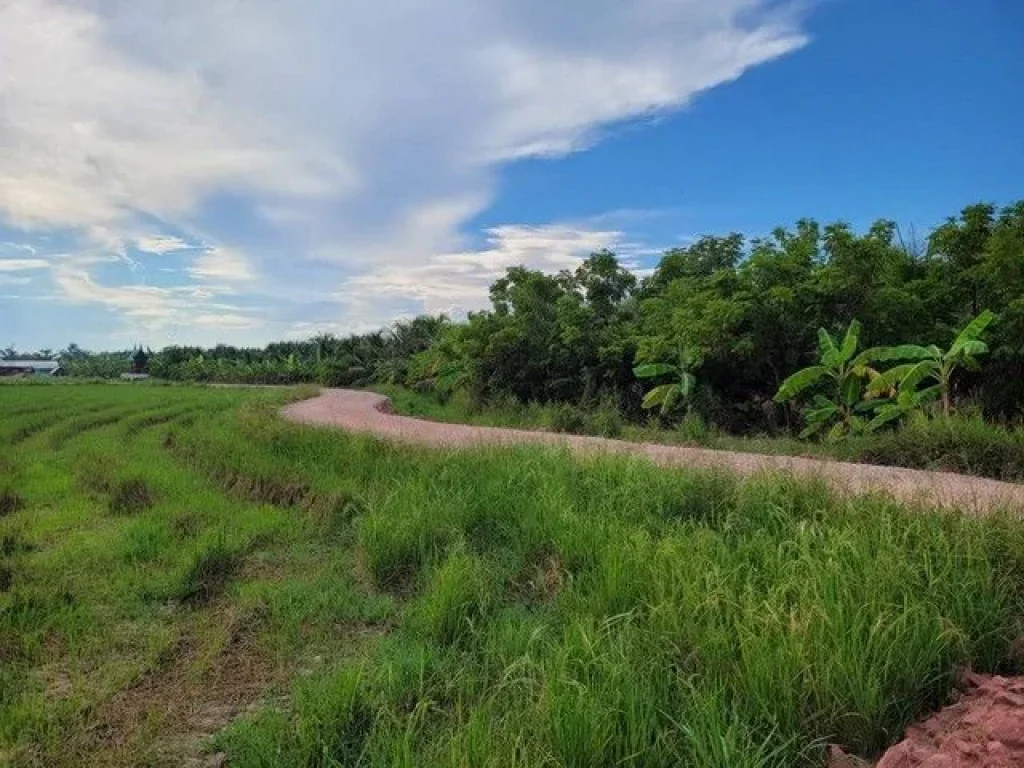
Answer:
[377,385,1024,482]
[1,382,1022,767]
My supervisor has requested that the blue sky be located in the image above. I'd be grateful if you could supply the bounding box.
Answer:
[1,0,1021,351]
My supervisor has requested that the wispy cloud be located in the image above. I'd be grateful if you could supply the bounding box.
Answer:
[51,261,262,335]
[0,0,809,346]
[188,247,257,284]
[134,235,194,255]
[0,258,49,271]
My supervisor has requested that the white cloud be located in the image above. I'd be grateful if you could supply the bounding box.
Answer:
[284,320,389,340]
[0,258,49,271]
[188,246,257,283]
[190,313,263,329]
[134,235,193,255]
[0,0,347,234]
[1,242,38,256]
[343,224,623,324]
[0,0,809,345]
[51,260,261,334]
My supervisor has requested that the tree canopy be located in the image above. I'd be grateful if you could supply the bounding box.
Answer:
[45,200,1024,433]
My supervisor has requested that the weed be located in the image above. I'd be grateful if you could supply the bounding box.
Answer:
[405,549,497,645]
[288,383,322,403]
[584,401,624,437]
[312,491,366,532]
[176,538,241,606]
[48,406,149,449]
[0,532,31,557]
[0,487,22,517]
[358,502,459,590]
[170,511,201,540]
[510,545,567,603]
[108,477,155,515]
[550,403,587,434]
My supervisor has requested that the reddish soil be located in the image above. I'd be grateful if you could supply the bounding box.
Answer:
[282,389,1024,515]
[829,673,1024,768]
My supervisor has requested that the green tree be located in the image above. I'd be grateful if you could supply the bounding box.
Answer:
[132,347,149,374]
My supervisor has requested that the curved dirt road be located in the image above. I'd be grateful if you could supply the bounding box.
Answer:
[283,389,1024,515]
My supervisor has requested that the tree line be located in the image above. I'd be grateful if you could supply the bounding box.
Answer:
[20,200,1024,436]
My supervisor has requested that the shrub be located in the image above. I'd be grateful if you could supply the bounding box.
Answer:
[845,413,1024,482]
[584,403,624,438]
[550,403,586,434]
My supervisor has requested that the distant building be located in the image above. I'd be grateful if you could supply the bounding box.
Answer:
[119,372,151,381]
[0,360,61,377]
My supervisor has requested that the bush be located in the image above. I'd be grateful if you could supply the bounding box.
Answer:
[584,402,624,438]
[549,403,586,434]
[845,413,1024,482]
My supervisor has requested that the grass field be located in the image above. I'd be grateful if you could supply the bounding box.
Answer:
[1,383,1023,767]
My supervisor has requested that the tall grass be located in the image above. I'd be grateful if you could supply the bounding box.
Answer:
[1,383,1022,767]
[192,402,1022,766]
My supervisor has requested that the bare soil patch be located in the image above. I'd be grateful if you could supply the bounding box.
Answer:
[829,672,1024,768]
[64,609,278,768]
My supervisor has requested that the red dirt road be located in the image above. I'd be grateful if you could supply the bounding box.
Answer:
[283,389,1024,515]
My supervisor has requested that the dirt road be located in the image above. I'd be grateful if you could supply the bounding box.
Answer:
[282,389,1024,515]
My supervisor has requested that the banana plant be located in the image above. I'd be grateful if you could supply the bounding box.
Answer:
[774,319,885,440]
[634,346,701,416]
[866,310,996,417]
[864,384,943,431]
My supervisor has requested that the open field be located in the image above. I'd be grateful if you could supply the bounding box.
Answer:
[2,383,1023,766]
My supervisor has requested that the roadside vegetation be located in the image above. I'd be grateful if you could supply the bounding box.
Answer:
[377,384,1024,483]
[9,200,1023,481]
[1,382,1023,766]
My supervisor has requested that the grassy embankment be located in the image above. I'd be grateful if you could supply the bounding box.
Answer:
[1,382,1022,767]
[377,384,1024,483]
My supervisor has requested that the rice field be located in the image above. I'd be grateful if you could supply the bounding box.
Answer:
[1,382,1022,767]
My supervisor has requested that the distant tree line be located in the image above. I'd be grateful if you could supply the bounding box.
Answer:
[23,200,1024,434]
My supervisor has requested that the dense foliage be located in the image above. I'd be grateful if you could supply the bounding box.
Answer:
[409,202,1023,432]
[18,200,1024,434]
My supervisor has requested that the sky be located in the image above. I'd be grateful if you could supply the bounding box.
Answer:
[1,0,1022,352]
